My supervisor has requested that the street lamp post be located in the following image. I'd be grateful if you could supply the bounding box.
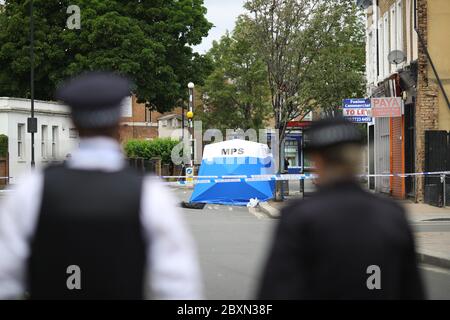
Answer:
[28,0,37,168]
[187,82,195,167]
[181,102,185,141]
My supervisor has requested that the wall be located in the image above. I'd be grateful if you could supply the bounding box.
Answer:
[119,125,158,142]
[119,96,158,142]
[427,0,450,131]
[119,96,184,143]
[414,0,440,202]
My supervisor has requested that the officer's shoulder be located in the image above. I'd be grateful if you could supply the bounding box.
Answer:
[364,190,408,222]
[280,187,407,223]
[282,189,340,212]
[43,163,66,172]
[279,195,326,223]
[366,190,404,209]
[41,163,68,177]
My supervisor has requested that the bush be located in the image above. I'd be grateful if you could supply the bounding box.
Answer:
[124,138,179,164]
[0,135,8,158]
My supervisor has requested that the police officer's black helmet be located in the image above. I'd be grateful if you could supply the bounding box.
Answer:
[304,117,364,152]
[55,72,132,128]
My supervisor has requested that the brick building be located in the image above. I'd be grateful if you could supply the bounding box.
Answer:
[361,0,450,203]
[119,96,183,143]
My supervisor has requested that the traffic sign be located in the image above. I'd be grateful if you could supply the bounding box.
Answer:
[186,167,194,186]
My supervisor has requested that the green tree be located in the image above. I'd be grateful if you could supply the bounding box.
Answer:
[299,0,366,116]
[243,0,365,198]
[244,0,365,140]
[198,17,271,133]
[0,0,212,113]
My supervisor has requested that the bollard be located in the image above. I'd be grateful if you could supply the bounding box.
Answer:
[136,157,145,173]
[151,157,162,177]
[300,178,304,198]
[442,174,447,207]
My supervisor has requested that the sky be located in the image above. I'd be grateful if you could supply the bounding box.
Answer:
[193,0,247,54]
[0,0,246,54]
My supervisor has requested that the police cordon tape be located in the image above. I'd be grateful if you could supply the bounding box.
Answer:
[0,171,448,184]
[159,171,450,185]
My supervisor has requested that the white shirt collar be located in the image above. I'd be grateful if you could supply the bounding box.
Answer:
[67,137,125,172]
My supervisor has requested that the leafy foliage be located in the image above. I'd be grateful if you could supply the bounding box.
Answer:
[299,0,366,116]
[0,0,212,113]
[243,0,365,136]
[124,138,179,164]
[198,17,271,133]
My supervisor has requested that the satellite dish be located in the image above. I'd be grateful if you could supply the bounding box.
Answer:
[356,0,372,9]
[388,50,407,65]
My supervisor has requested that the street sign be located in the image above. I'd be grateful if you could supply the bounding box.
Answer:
[371,97,403,118]
[186,167,194,186]
[342,98,372,123]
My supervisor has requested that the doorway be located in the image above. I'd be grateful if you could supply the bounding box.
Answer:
[404,103,415,197]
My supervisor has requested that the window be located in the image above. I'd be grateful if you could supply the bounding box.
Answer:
[406,0,418,63]
[145,107,151,123]
[17,123,25,159]
[389,1,404,72]
[161,120,167,127]
[51,126,58,158]
[284,140,299,168]
[69,128,78,138]
[412,0,418,60]
[388,4,397,73]
[406,0,412,63]
[396,0,403,52]
[390,4,396,73]
[390,5,396,49]
[383,12,390,77]
[367,30,375,83]
[378,18,384,81]
[41,125,48,159]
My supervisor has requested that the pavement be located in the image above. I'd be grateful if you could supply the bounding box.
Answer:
[258,192,450,270]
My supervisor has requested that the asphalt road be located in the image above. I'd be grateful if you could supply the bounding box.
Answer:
[174,188,450,300]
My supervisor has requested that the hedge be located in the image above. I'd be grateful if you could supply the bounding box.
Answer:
[124,138,179,164]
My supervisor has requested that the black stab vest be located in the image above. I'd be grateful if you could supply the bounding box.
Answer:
[27,165,146,300]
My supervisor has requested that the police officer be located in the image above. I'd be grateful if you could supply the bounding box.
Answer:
[0,72,202,299]
[258,117,425,299]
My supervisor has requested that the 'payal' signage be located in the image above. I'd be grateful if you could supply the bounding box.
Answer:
[371,97,403,118]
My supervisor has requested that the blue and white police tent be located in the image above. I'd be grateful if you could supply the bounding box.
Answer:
[189,139,275,206]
